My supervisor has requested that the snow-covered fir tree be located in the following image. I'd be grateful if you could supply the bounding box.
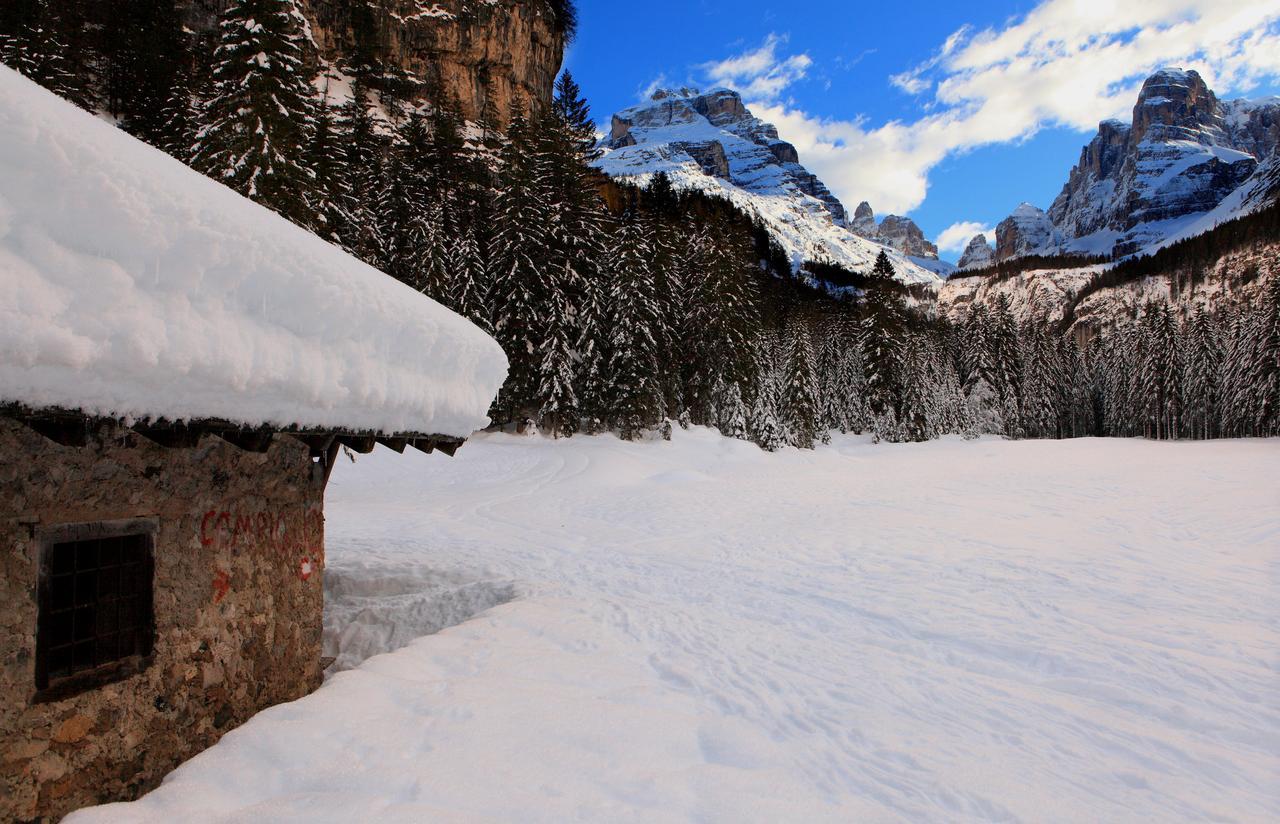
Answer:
[783,318,820,449]
[604,212,663,439]
[446,227,490,331]
[748,336,787,451]
[860,252,906,439]
[717,381,749,440]
[0,0,86,107]
[488,112,550,425]
[100,0,188,146]
[192,0,318,227]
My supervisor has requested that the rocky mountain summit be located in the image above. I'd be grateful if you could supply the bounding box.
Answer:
[975,68,1280,264]
[996,203,1061,261]
[597,88,942,283]
[957,234,995,270]
[850,202,939,259]
[605,88,849,223]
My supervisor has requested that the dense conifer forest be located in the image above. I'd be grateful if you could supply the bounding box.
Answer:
[3,0,1278,447]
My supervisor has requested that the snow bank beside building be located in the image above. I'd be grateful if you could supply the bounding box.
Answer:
[0,66,506,438]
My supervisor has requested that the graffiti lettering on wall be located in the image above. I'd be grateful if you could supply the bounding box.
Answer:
[200,507,323,590]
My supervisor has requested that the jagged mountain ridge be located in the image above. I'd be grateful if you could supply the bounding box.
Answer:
[595,88,944,285]
[849,202,940,260]
[986,68,1280,262]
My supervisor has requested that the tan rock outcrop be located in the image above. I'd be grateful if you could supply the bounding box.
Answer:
[181,0,567,128]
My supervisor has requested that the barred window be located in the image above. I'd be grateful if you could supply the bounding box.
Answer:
[36,520,156,700]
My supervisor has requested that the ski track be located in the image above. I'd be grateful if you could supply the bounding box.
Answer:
[69,430,1280,823]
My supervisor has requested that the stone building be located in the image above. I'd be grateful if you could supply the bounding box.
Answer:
[0,66,507,821]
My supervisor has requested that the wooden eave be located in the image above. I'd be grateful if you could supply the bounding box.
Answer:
[1,404,466,459]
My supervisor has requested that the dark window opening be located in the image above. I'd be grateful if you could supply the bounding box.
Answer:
[36,520,156,701]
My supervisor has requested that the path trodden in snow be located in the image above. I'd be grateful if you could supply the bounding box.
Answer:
[69,430,1280,823]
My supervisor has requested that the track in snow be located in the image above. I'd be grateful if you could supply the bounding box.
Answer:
[70,430,1280,823]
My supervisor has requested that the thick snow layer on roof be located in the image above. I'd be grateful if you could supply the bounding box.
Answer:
[0,67,506,438]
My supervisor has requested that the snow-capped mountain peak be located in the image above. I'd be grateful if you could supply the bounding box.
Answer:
[998,67,1280,262]
[596,88,944,284]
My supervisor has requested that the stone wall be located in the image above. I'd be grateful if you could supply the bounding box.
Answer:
[0,418,326,822]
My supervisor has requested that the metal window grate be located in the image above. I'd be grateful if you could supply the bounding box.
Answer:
[36,522,155,697]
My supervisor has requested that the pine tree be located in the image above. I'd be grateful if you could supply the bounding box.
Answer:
[101,0,188,145]
[488,112,551,425]
[1,0,87,107]
[376,110,438,289]
[1182,307,1222,439]
[1060,335,1095,438]
[414,199,452,301]
[334,80,383,263]
[446,227,490,330]
[686,222,762,423]
[815,316,849,434]
[1257,276,1280,436]
[576,265,611,434]
[860,252,906,433]
[961,305,1005,435]
[840,336,871,434]
[552,70,600,161]
[783,318,820,449]
[748,337,787,451]
[308,99,355,244]
[990,294,1023,418]
[717,381,749,440]
[1219,307,1255,437]
[536,277,580,438]
[604,213,663,439]
[1140,302,1182,439]
[1018,322,1064,439]
[192,0,319,227]
[156,69,199,163]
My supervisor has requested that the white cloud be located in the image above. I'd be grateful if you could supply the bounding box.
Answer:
[701,34,813,101]
[639,74,671,101]
[713,1,1280,215]
[936,221,995,254]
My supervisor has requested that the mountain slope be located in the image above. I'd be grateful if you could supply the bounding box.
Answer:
[595,88,941,285]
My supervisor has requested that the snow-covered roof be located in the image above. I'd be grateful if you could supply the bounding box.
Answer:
[0,67,507,439]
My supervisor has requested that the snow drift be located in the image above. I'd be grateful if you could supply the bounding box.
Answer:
[0,66,507,438]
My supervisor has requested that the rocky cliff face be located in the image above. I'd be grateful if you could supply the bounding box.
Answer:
[878,215,938,259]
[1030,68,1280,258]
[849,202,939,259]
[596,88,942,284]
[957,234,994,270]
[180,0,566,128]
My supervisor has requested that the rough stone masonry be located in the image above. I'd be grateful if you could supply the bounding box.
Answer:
[0,417,326,822]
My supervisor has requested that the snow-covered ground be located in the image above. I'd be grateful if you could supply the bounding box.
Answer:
[70,431,1280,823]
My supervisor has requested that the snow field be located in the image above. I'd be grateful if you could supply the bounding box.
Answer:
[69,431,1280,822]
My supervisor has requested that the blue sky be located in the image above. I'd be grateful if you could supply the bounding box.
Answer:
[563,0,1280,260]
